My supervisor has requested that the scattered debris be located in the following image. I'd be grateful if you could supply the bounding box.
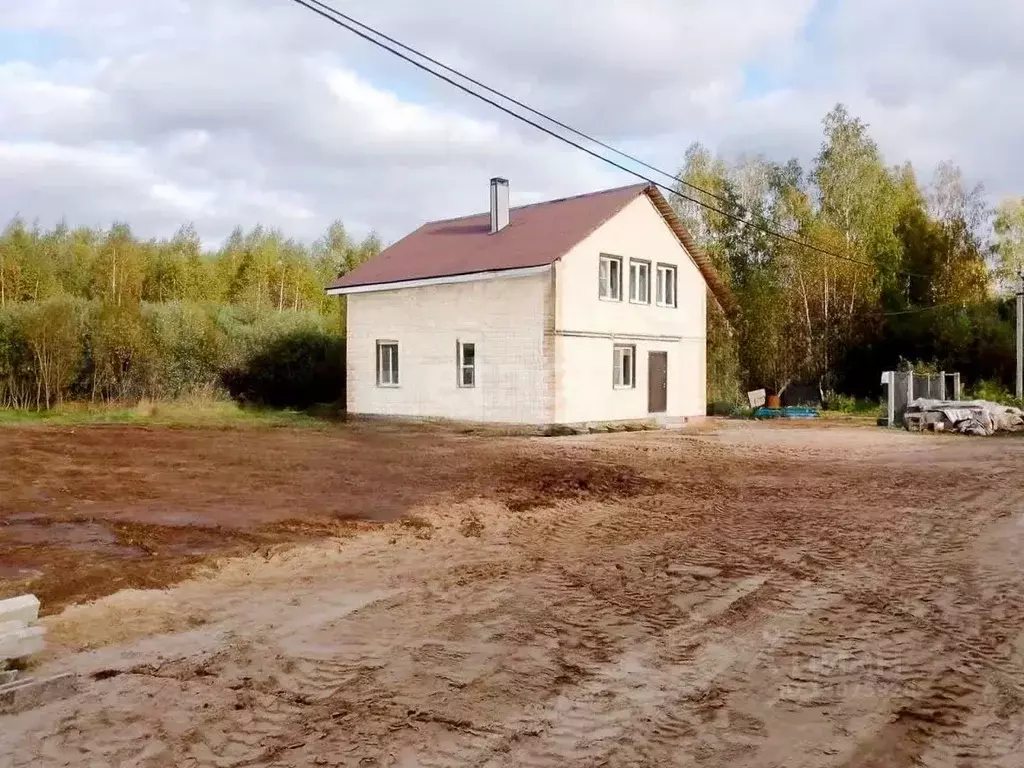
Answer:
[747,389,767,408]
[903,399,1024,436]
[542,423,584,437]
[0,594,80,714]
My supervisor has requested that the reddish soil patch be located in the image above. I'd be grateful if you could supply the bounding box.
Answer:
[0,424,495,528]
[0,424,659,611]
[0,423,491,610]
[0,512,370,614]
[499,456,659,512]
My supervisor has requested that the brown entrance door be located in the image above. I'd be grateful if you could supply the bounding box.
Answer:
[648,351,668,413]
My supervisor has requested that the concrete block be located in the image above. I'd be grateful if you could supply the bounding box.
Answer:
[904,413,925,432]
[0,595,39,627]
[0,673,78,715]
[0,624,45,662]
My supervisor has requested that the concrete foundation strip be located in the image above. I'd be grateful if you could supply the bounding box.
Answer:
[0,673,80,716]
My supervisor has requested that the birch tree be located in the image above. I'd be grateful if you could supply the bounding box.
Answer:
[994,198,1024,293]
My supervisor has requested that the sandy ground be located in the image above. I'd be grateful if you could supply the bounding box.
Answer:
[3,422,1024,766]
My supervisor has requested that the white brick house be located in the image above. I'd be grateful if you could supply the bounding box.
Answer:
[327,179,733,426]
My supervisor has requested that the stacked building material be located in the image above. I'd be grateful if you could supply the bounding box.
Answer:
[0,595,78,715]
[903,399,1024,436]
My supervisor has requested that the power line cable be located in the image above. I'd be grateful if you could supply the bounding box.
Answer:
[882,302,966,316]
[286,0,931,281]
[301,0,735,208]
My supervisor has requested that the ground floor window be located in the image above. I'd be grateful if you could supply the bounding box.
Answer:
[458,341,476,387]
[613,344,635,388]
[376,341,399,386]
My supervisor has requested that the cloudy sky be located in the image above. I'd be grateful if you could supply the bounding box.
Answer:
[0,0,1021,246]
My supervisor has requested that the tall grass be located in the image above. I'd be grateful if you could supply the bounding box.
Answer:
[0,393,334,428]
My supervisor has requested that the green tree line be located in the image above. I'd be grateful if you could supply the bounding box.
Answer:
[0,219,379,317]
[0,220,379,409]
[679,104,1024,406]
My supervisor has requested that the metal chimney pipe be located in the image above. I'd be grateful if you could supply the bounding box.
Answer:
[490,177,509,234]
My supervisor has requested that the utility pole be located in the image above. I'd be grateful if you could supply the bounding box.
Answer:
[1017,269,1023,401]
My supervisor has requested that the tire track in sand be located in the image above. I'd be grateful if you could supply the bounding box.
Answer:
[418,570,820,767]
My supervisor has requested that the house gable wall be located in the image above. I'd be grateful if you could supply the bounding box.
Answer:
[553,195,707,423]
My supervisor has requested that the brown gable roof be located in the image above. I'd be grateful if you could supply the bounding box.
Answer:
[328,182,736,316]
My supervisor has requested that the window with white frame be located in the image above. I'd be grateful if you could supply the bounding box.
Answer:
[629,259,651,304]
[376,341,399,386]
[613,344,635,388]
[457,341,475,388]
[599,255,623,300]
[656,264,677,307]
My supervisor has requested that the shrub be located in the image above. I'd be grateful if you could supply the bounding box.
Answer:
[144,302,227,399]
[15,296,88,408]
[969,379,1024,409]
[707,400,741,417]
[823,392,857,412]
[0,298,343,410]
[896,358,941,375]
[214,306,329,367]
[0,309,35,408]
[85,302,157,402]
[222,328,344,409]
[706,301,742,406]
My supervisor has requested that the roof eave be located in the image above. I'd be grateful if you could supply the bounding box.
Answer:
[644,186,739,319]
[325,264,552,296]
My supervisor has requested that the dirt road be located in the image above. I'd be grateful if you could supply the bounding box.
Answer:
[4,423,1024,766]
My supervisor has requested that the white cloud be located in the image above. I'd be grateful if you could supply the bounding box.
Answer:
[0,141,176,230]
[0,0,1021,247]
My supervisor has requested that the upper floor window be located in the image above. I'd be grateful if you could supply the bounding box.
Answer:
[457,341,475,388]
[376,340,399,386]
[599,255,623,300]
[629,260,651,304]
[657,264,677,307]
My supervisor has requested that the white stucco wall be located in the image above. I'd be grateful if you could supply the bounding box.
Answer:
[554,337,704,423]
[346,272,553,423]
[553,194,707,423]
